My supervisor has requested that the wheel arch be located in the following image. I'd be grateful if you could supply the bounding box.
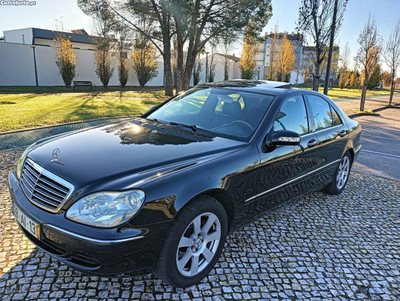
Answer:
[346,147,355,163]
[177,188,236,232]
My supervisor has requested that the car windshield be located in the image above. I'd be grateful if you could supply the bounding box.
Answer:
[147,87,275,141]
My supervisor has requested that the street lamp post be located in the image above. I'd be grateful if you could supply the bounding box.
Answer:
[205,51,209,83]
[31,46,39,91]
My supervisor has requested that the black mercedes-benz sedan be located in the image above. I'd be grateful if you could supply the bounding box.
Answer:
[8,80,362,287]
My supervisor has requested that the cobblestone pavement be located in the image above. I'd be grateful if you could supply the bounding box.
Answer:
[1,149,400,301]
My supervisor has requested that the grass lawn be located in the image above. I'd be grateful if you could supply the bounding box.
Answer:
[296,83,399,99]
[0,85,398,133]
[0,90,169,132]
[315,88,398,100]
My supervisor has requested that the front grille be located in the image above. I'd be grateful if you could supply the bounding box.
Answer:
[20,158,74,213]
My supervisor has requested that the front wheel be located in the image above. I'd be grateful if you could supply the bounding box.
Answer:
[156,195,228,287]
[324,151,352,195]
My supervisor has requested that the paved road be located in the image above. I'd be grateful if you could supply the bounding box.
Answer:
[352,108,400,181]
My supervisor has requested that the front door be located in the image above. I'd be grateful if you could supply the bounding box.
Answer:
[241,94,322,220]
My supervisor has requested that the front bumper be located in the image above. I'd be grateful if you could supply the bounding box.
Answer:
[8,171,171,276]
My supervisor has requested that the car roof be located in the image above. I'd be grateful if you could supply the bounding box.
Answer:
[196,80,293,96]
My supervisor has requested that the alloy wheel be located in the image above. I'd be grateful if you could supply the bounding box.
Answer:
[336,156,350,190]
[176,212,221,277]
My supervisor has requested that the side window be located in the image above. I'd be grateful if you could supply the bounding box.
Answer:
[274,95,309,135]
[307,95,334,131]
[331,106,342,125]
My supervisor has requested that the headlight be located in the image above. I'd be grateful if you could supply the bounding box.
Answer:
[16,142,38,179]
[66,190,145,228]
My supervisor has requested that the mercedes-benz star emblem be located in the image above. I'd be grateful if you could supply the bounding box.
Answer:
[51,148,63,165]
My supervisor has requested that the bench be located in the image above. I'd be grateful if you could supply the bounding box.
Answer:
[73,81,93,90]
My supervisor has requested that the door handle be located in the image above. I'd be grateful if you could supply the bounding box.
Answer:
[307,139,317,148]
[339,130,347,137]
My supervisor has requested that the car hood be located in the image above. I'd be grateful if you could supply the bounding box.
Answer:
[27,119,246,191]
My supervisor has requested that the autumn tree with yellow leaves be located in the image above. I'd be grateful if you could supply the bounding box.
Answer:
[131,37,159,87]
[276,34,296,82]
[54,35,77,87]
[240,26,257,80]
[339,70,351,89]
[94,37,115,88]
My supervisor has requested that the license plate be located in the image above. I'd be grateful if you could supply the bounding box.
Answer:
[12,202,40,239]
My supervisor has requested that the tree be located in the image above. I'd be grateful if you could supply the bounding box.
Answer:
[80,0,272,95]
[382,71,391,87]
[340,42,351,68]
[304,67,311,82]
[367,64,382,90]
[384,18,400,106]
[94,38,115,88]
[355,15,381,111]
[297,0,346,91]
[116,29,130,87]
[80,0,117,88]
[276,34,296,82]
[338,70,350,89]
[54,34,77,87]
[222,36,234,81]
[350,70,359,88]
[193,58,203,85]
[209,54,216,82]
[240,27,257,79]
[131,36,159,87]
[268,24,279,80]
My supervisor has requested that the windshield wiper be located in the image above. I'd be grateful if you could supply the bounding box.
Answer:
[170,121,198,131]
[169,121,217,137]
[146,117,167,124]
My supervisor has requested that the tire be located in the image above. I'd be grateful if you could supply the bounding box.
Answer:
[324,151,353,195]
[156,195,228,288]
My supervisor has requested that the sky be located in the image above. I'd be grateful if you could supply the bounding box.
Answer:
[1,0,399,70]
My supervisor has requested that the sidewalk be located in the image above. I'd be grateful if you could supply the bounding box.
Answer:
[334,93,399,115]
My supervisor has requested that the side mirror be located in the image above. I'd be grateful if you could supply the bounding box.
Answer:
[271,130,301,146]
[150,106,155,111]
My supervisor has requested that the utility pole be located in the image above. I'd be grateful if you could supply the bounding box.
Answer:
[205,52,209,83]
[324,0,338,95]
[31,46,39,91]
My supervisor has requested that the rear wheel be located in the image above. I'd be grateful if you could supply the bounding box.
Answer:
[156,195,228,287]
[325,151,352,195]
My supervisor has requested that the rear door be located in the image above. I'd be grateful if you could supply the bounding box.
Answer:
[305,94,348,184]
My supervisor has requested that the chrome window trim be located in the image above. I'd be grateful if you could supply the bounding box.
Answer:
[312,124,343,135]
[45,224,144,244]
[21,158,75,213]
[245,159,341,203]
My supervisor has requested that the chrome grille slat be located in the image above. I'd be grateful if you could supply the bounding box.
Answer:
[22,170,37,186]
[21,174,36,191]
[37,176,69,194]
[34,181,65,198]
[24,164,40,179]
[31,193,59,207]
[20,158,74,213]
[34,187,64,203]
[21,178,34,195]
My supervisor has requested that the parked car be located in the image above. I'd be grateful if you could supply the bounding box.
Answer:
[8,80,362,287]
